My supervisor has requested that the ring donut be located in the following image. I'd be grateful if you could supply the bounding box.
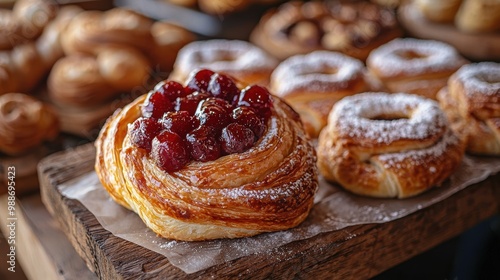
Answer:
[367,38,468,99]
[438,62,500,156]
[169,40,278,86]
[270,51,371,138]
[317,92,465,198]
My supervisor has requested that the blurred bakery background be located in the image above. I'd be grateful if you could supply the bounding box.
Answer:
[0,0,499,279]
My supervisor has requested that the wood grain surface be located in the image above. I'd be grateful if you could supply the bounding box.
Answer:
[38,143,500,279]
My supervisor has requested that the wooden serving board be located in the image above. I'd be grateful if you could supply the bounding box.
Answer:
[39,143,500,279]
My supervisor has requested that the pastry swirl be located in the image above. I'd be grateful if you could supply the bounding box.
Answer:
[317,92,464,198]
[95,82,318,241]
[0,93,59,155]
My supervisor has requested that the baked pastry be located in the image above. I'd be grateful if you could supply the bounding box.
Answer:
[61,8,154,56]
[366,38,468,100]
[270,50,371,138]
[415,0,500,33]
[317,92,465,198]
[0,5,81,96]
[0,0,57,51]
[48,55,116,108]
[437,62,500,156]
[250,1,402,61]
[95,69,318,241]
[170,40,279,86]
[164,0,279,14]
[0,93,59,155]
[150,21,195,73]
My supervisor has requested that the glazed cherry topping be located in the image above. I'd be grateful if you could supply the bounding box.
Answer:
[151,131,190,172]
[174,92,210,115]
[195,98,232,131]
[142,90,173,119]
[131,69,274,172]
[220,123,255,154]
[186,126,221,162]
[129,118,163,151]
[237,85,273,119]
[160,111,198,137]
[232,106,266,139]
[207,73,239,102]
[186,69,214,93]
[155,81,187,101]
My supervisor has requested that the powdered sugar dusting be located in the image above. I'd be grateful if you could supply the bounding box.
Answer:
[454,62,500,96]
[378,129,460,168]
[175,40,278,74]
[271,51,365,96]
[367,38,465,77]
[332,92,447,144]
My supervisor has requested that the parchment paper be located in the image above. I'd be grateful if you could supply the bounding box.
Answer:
[59,155,500,274]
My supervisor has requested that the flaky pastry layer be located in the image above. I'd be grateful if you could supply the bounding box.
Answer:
[95,95,318,241]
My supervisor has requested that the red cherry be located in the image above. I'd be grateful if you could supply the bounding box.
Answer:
[207,73,239,102]
[232,106,266,139]
[174,92,210,115]
[160,111,198,137]
[151,131,190,172]
[195,98,232,131]
[129,117,163,151]
[186,126,221,162]
[237,85,273,119]
[220,123,255,154]
[155,81,187,101]
[142,90,174,119]
[186,69,215,93]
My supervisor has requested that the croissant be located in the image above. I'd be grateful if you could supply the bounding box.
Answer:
[0,93,59,156]
[95,69,318,241]
[317,92,465,198]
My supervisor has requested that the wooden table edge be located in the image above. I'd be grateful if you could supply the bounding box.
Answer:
[38,143,500,279]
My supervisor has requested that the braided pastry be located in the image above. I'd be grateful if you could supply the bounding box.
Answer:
[317,92,465,198]
[270,51,371,138]
[437,62,500,156]
[0,93,58,155]
[250,1,402,61]
[95,69,318,241]
[366,38,468,100]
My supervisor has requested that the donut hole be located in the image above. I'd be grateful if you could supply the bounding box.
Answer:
[197,52,236,64]
[395,50,427,60]
[476,73,500,86]
[369,112,409,121]
[287,20,322,45]
[301,66,339,76]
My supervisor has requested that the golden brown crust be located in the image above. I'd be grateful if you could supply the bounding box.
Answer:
[437,62,500,156]
[0,93,59,155]
[270,51,371,138]
[95,94,318,241]
[47,55,117,109]
[250,1,402,61]
[150,21,195,72]
[317,92,465,198]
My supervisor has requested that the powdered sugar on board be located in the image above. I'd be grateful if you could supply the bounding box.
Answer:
[332,92,447,145]
[59,154,500,274]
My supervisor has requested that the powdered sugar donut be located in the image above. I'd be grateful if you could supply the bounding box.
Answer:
[367,38,468,99]
[270,51,371,138]
[169,40,279,86]
[437,62,500,155]
[317,92,465,198]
